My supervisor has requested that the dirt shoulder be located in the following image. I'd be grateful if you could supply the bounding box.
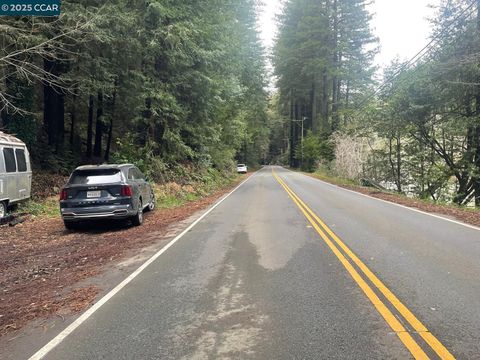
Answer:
[0,174,249,338]
[304,172,480,228]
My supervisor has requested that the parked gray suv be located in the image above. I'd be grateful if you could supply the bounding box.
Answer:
[60,164,155,230]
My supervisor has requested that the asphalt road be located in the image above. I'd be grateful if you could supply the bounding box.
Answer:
[29,166,480,359]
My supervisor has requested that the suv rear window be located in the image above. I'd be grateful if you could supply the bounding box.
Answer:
[69,169,122,185]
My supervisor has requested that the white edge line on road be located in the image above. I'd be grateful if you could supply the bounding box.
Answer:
[28,171,258,360]
[281,167,480,232]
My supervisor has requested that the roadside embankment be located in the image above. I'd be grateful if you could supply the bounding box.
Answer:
[303,170,480,228]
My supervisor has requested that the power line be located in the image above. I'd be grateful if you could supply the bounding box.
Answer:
[351,0,478,116]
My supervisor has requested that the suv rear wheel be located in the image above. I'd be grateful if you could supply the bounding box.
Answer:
[132,199,143,226]
[147,192,155,212]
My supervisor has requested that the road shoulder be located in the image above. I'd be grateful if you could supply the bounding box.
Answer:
[0,173,251,358]
[300,171,480,229]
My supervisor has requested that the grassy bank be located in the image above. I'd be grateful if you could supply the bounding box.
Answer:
[154,169,240,209]
[306,167,357,188]
[301,168,480,227]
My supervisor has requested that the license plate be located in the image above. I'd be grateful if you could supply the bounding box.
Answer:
[87,190,101,198]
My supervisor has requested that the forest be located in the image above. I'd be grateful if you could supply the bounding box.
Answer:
[2,0,480,208]
[272,0,480,207]
[0,0,270,181]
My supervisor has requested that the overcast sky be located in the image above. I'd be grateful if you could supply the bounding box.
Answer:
[258,0,441,71]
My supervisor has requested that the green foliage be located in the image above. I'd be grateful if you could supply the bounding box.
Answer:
[311,164,357,187]
[18,198,60,218]
[273,0,378,167]
[111,134,168,182]
[30,136,77,175]
[0,0,269,178]
[1,77,37,148]
[319,137,335,163]
[153,166,238,209]
[295,131,320,171]
[353,0,480,206]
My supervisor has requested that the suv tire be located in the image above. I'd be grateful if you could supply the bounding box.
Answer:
[147,193,155,212]
[132,199,143,226]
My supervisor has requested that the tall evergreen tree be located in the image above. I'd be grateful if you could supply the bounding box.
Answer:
[273,0,377,167]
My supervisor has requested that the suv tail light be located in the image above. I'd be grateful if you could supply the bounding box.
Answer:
[121,185,133,197]
[60,189,67,201]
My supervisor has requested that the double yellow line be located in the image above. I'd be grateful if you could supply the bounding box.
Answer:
[272,170,454,360]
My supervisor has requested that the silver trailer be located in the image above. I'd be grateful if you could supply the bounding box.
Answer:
[0,131,32,219]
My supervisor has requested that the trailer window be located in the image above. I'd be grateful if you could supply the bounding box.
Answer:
[15,149,27,172]
[3,148,16,173]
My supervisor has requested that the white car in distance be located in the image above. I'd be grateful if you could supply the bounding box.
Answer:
[236,164,247,174]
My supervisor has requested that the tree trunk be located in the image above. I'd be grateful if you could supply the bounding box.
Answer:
[105,81,117,162]
[332,77,338,131]
[0,79,4,126]
[388,134,402,193]
[419,140,426,198]
[93,90,103,158]
[293,99,300,168]
[311,79,317,134]
[289,91,295,167]
[140,97,152,146]
[70,109,75,148]
[344,79,350,126]
[43,58,65,153]
[331,0,340,131]
[474,0,480,206]
[69,90,78,148]
[388,138,395,189]
[453,177,471,205]
[474,126,480,206]
[396,132,402,193]
[321,68,329,133]
[86,94,94,159]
